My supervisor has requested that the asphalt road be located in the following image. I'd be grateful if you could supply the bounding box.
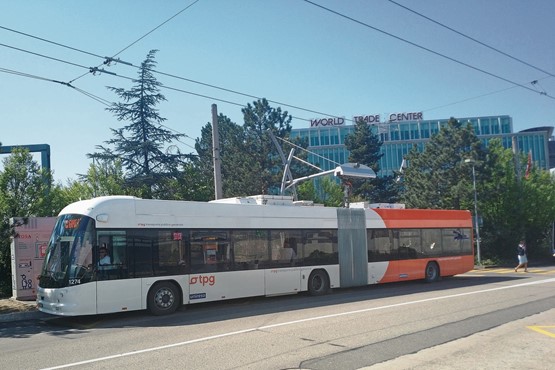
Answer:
[1,266,554,369]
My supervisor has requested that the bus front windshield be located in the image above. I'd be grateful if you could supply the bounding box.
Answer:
[39,214,95,288]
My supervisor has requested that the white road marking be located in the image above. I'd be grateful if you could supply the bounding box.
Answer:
[42,277,555,369]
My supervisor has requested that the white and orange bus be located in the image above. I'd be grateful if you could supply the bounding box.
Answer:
[37,195,474,316]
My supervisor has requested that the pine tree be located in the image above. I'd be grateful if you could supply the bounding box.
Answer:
[344,118,398,203]
[195,114,248,198]
[241,99,295,195]
[89,50,188,199]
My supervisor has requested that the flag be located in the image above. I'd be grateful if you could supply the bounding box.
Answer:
[399,158,407,173]
[396,158,407,182]
[525,150,532,179]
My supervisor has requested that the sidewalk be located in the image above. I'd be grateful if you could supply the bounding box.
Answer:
[0,297,48,323]
[366,308,555,369]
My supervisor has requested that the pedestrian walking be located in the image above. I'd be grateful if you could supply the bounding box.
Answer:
[514,240,528,272]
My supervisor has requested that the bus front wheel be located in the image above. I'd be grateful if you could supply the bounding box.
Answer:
[148,281,180,315]
[308,270,329,296]
[424,262,440,283]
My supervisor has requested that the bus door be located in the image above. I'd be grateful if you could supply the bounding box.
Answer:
[337,208,368,287]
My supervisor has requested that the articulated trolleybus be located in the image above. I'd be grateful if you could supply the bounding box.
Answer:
[37,195,474,316]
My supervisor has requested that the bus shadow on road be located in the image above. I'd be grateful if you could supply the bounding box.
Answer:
[34,273,531,332]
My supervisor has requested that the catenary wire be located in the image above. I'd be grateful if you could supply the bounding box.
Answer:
[386,0,555,79]
[0,42,91,70]
[69,0,202,84]
[3,36,552,127]
[0,65,198,150]
[5,37,551,125]
[302,0,555,100]
[423,75,553,113]
[4,6,554,126]
[0,25,103,59]
[2,10,553,141]
[0,24,353,122]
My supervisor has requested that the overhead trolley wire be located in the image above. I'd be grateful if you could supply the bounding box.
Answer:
[0,42,91,71]
[386,0,555,79]
[302,0,555,101]
[3,0,551,132]
[69,0,202,84]
[0,64,199,151]
[111,0,202,58]
[3,27,551,127]
[0,25,102,59]
[0,66,111,105]
[1,18,354,123]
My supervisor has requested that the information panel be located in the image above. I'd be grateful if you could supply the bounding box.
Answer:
[10,217,56,300]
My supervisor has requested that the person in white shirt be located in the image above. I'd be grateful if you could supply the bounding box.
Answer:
[98,244,112,270]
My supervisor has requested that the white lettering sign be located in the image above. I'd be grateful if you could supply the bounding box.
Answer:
[353,115,380,124]
[388,112,423,122]
[310,117,345,127]
[308,112,424,128]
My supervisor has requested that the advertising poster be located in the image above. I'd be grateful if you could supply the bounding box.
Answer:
[10,217,56,300]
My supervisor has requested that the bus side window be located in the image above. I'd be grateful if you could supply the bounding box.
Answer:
[190,243,205,272]
[368,229,392,262]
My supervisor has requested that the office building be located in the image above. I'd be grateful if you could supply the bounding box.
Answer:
[290,113,553,177]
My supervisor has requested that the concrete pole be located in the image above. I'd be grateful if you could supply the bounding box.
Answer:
[212,104,223,200]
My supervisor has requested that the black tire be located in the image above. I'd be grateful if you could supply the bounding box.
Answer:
[147,281,180,315]
[424,262,440,283]
[308,270,329,296]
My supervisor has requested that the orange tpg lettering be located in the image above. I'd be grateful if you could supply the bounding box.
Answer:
[189,275,216,286]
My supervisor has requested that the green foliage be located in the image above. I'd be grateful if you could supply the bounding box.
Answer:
[195,99,311,199]
[402,118,486,209]
[89,50,190,199]
[401,120,555,261]
[241,98,296,195]
[479,139,555,259]
[297,180,320,203]
[344,118,399,203]
[320,177,345,207]
[71,159,130,199]
[195,114,251,199]
[163,161,213,201]
[0,149,60,297]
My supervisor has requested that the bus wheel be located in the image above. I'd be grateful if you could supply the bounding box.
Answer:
[424,262,440,283]
[148,281,180,315]
[308,270,329,296]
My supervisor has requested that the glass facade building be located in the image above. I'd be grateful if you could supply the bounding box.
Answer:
[290,115,553,177]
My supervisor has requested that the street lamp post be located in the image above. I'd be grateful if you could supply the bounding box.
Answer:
[465,159,481,266]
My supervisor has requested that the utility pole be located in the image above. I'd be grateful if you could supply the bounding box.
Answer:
[512,136,521,180]
[212,104,223,200]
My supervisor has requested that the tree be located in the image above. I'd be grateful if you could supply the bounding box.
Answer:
[195,114,250,199]
[89,49,189,199]
[241,98,297,195]
[296,177,344,207]
[320,177,345,207]
[0,148,59,297]
[72,159,131,198]
[344,118,399,203]
[162,161,213,201]
[402,118,486,209]
[479,139,555,260]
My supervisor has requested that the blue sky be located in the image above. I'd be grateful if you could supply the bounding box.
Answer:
[2,0,555,182]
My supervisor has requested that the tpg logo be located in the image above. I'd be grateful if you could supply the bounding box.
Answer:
[190,275,215,286]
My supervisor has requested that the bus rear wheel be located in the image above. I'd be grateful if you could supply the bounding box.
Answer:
[148,281,180,315]
[308,270,329,296]
[424,262,440,283]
